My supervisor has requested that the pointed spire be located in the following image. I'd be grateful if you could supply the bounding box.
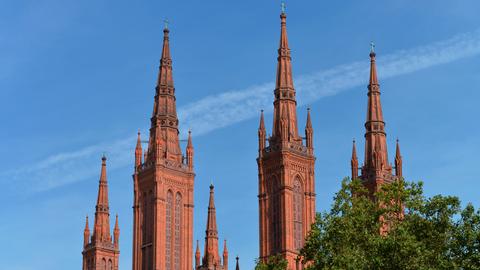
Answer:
[84,215,90,247]
[306,107,312,129]
[93,156,112,243]
[272,7,300,141]
[259,110,265,130]
[195,239,201,268]
[223,239,229,270]
[351,139,359,180]
[364,47,388,171]
[258,110,266,153]
[135,130,142,168]
[395,139,403,177]
[186,130,194,170]
[305,108,313,150]
[204,184,220,267]
[148,23,183,163]
[235,256,240,270]
[114,214,120,249]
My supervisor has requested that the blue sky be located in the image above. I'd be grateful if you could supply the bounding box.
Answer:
[1,0,480,269]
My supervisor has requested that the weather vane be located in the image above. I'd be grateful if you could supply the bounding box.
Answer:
[281,1,286,14]
[370,41,375,53]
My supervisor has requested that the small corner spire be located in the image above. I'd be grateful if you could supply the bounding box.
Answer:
[84,215,90,231]
[259,110,265,130]
[351,139,359,180]
[114,214,119,229]
[223,239,228,254]
[306,107,312,129]
[187,129,193,148]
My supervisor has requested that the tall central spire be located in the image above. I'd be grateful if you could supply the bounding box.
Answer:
[272,9,300,142]
[148,25,182,163]
[356,48,398,193]
[364,50,389,171]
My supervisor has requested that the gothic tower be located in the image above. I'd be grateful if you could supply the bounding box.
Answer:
[351,47,403,192]
[82,156,120,270]
[257,7,316,268]
[132,25,195,270]
[196,185,228,270]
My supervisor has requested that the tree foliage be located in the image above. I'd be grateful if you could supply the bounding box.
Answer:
[299,178,480,270]
[255,255,288,270]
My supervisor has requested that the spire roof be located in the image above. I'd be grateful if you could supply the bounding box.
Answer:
[259,110,265,130]
[306,108,312,129]
[276,11,293,91]
[223,239,228,255]
[114,214,119,231]
[361,47,393,187]
[84,215,90,232]
[272,9,300,141]
[148,26,183,163]
[206,184,217,231]
[187,130,193,149]
[203,184,220,266]
[136,131,142,150]
[93,156,112,243]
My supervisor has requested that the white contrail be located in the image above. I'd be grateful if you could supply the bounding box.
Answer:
[5,28,480,192]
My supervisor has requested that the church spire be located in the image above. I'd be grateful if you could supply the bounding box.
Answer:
[364,47,389,172]
[93,155,111,243]
[135,131,142,169]
[195,240,201,268]
[83,215,90,247]
[272,7,300,142]
[203,184,220,267]
[223,239,229,270]
[113,214,120,249]
[395,139,403,177]
[305,108,313,150]
[351,139,359,180]
[258,110,266,153]
[148,24,182,163]
[82,155,120,270]
[186,130,194,170]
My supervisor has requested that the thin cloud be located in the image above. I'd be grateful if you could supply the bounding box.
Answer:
[5,28,480,193]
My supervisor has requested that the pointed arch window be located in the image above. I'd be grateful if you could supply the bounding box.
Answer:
[165,191,173,270]
[174,193,182,270]
[270,176,281,253]
[293,178,304,251]
[101,258,107,270]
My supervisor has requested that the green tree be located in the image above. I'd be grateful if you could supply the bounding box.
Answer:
[255,255,288,270]
[300,178,480,270]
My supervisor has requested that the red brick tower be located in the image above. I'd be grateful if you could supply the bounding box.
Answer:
[352,47,403,192]
[82,156,120,270]
[132,25,195,270]
[196,185,228,270]
[257,7,316,268]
